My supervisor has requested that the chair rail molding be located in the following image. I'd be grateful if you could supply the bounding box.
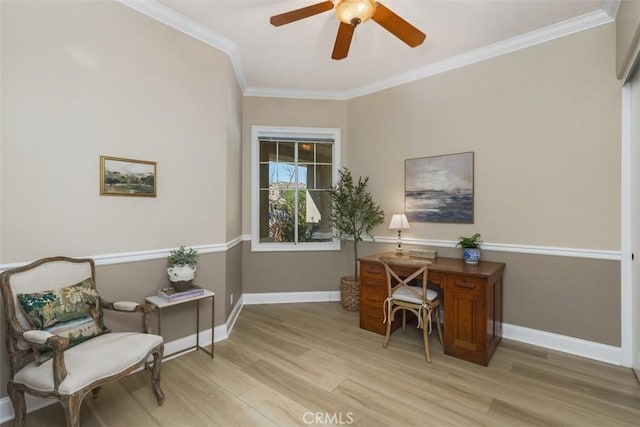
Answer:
[371,236,621,261]
[0,236,244,272]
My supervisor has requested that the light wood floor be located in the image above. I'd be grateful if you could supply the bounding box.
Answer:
[5,302,640,426]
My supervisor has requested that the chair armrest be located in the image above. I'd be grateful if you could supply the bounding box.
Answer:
[22,330,70,350]
[113,301,141,312]
[102,300,152,333]
[23,330,53,344]
[103,300,144,312]
[22,330,70,389]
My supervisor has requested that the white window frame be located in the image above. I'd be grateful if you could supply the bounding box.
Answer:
[251,125,341,252]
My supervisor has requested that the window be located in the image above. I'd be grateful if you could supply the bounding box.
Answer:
[252,126,341,251]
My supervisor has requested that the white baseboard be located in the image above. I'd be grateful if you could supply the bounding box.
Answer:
[0,291,625,423]
[502,323,623,366]
[0,394,54,424]
[243,290,341,304]
[240,291,624,365]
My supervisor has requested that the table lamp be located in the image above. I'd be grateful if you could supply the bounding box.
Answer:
[389,214,410,255]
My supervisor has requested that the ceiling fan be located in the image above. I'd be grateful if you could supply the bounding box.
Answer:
[270,0,426,60]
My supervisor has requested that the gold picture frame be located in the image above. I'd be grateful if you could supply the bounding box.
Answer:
[100,156,157,197]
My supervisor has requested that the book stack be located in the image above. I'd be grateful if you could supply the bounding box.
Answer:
[157,285,204,302]
[409,249,438,259]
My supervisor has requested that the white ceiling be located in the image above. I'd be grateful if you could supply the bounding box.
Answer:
[121,0,618,99]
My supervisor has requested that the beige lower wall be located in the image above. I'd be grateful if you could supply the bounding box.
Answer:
[242,242,352,293]
[242,240,620,347]
[0,249,237,399]
[226,243,243,315]
[97,252,227,341]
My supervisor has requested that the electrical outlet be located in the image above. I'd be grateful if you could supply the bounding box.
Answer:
[230,293,234,305]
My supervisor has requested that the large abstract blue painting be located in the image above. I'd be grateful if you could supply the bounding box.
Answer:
[405,152,474,223]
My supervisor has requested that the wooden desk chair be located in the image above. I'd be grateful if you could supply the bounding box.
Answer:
[1,256,165,427]
[379,256,443,363]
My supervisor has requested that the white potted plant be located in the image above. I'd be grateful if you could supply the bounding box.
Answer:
[456,233,482,264]
[166,246,200,291]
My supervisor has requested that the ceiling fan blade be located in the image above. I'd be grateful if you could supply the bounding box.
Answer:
[371,2,426,47]
[332,22,356,60]
[270,1,334,27]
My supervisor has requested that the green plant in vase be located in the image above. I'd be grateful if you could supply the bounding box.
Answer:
[166,246,200,291]
[329,168,385,311]
[456,233,482,264]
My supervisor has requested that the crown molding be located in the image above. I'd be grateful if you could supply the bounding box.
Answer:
[345,9,614,99]
[602,0,621,20]
[118,1,613,102]
[244,86,348,101]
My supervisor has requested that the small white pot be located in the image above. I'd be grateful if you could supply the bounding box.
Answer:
[167,265,196,282]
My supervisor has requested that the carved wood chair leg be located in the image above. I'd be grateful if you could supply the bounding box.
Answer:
[91,387,101,399]
[151,349,165,405]
[8,382,26,427]
[422,310,431,363]
[61,394,83,427]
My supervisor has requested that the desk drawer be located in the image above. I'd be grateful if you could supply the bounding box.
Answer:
[446,275,485,295]
[360,301,390,334]
[360,276,386,295]
[361,261,385,279]
[361,290,385,306]
[428,271,444,286]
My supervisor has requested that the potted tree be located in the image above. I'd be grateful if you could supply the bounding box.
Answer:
[329,168,385,311]
[456,233,482,264]
[166,246,200,291]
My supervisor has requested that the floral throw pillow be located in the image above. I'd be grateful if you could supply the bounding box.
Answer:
[17,278,110,365]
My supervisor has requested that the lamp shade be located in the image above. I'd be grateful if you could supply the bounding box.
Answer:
[389,214,410,230]
[335,0,376,25]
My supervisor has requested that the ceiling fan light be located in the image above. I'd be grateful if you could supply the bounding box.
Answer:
[335,0,376,25]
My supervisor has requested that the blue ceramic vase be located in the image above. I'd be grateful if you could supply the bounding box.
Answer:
[463,248,481,264]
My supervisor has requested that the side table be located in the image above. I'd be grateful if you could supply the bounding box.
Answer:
[145,289,215,359]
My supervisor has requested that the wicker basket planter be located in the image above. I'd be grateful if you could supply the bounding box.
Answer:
[340,276,360,312]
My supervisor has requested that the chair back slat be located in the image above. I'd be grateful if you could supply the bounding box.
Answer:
[379,256,430,303]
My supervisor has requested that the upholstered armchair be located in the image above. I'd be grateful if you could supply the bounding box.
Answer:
[1,256,165,427]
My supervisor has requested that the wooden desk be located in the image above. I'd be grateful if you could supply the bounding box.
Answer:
[359,252,505,366]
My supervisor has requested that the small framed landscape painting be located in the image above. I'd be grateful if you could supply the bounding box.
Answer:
[405,152,474,223]
[100,156,156,197]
